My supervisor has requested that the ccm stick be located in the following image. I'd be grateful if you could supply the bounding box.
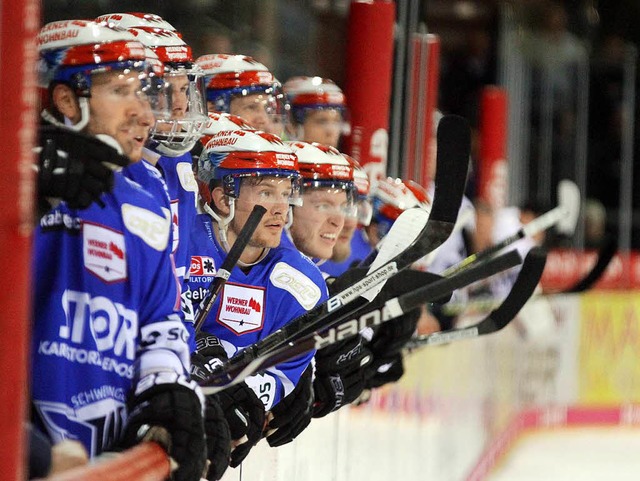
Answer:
[199,114,471,389]
[443,180,580,277]
[200,249,523,394]
[405,247,547,351]
[194,205,267,332]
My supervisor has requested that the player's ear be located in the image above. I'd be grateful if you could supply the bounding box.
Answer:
[210,186,231,216]
[52,84,81,124]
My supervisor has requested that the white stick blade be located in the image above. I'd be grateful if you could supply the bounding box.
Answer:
[556,179,581,235]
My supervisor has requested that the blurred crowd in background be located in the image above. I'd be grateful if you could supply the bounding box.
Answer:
[42,0,640,247]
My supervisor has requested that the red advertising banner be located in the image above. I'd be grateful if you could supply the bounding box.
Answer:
[540,249,640,290]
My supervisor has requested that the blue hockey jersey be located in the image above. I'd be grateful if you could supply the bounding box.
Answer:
[188,214,328,409]
[318,228,372,277]
[32,172,188,457]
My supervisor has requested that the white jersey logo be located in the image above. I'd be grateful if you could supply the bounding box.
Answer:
[83,222,127,283]
[218,283,265,335]
[176,162,199,199]
[270,262,322,310]
[121,203,170,251]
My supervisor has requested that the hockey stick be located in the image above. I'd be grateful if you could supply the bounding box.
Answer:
[440,236,617,317]
[560,235,617,294]
[194,205,267,332]
[200,249,521,394]
[404,247,547,350]
[443,180,580,277]
[199,115,470,388]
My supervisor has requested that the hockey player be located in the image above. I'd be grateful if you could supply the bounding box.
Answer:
[285,141,373,417]
[196,54,287,137]
[283,76,349,148]
[320,154,373,277]
[189,129,328,457]
[97,13,209,344]
[358,177,434,391]
[32,20,208,481]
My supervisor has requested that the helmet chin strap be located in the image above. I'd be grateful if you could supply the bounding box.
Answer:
[204,197,269,267]
[41,99,126,172]
[285,206,294,229]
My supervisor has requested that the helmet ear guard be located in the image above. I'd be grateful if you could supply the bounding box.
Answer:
[37,20,148,137]
[96,14,209,156]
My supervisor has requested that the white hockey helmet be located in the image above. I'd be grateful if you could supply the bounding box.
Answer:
[370,177,431,237]
[96,12,178,31]
[37,19,149,133]
[98,13,208,156]
[286,141,356,217]
[343,154,372,226]
[283,76,347,124]
[196,54,287,133]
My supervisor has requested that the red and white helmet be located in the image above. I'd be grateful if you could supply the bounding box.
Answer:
[37,20,148,131]
[200,112,253,142]
[96,12,177,31]
[97,13,208,156]
[283,76,347,125]
[371,177,431,228]
[199,130,301,202]
[287,141,356,216]
[196,53,287,136]
[196,54,280,110]
[343,154,373,226]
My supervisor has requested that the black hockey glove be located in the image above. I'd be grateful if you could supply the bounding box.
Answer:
[121,372,207,481]
[265,365,314,447]
[37,125,129,211]
[203,395,231,481]
[312,335,373,418]
[364,307,420,389]
[190,332,265,468]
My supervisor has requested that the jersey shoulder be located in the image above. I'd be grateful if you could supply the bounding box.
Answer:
[266,242,328,311]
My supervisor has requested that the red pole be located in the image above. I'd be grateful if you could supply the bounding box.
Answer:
[420,34,440,188]
[477,86,508,209]
[0,1,39,479]
[343,0,395,183]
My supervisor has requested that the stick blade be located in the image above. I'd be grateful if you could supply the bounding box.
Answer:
[563,235,617,293]
[556,179,581,235]
[430,115,471,224]
[478,246,548,335]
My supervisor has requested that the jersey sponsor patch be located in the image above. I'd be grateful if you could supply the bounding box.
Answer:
[170,200,179,253]
[217,283,265,335]
[83,222,127,283]
[190,256,216,276]
[176,162,198,196]
[121,203,170,251]
[269,262,322,310]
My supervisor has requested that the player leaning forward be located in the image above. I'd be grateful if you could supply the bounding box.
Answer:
[32,20,208,481]
[189,129,329,453]
[285,141,373,417]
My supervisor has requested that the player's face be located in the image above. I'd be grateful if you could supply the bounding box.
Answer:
[303,109,342,148]
[167,74,189,120]
[290,187,347,260]
[331,215,358,262]
[87,71,148,161]
[129,103,155,162]
[231,177,293,249]
[230,93,284,136]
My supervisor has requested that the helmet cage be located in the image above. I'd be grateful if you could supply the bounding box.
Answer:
[150,69,208,155]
